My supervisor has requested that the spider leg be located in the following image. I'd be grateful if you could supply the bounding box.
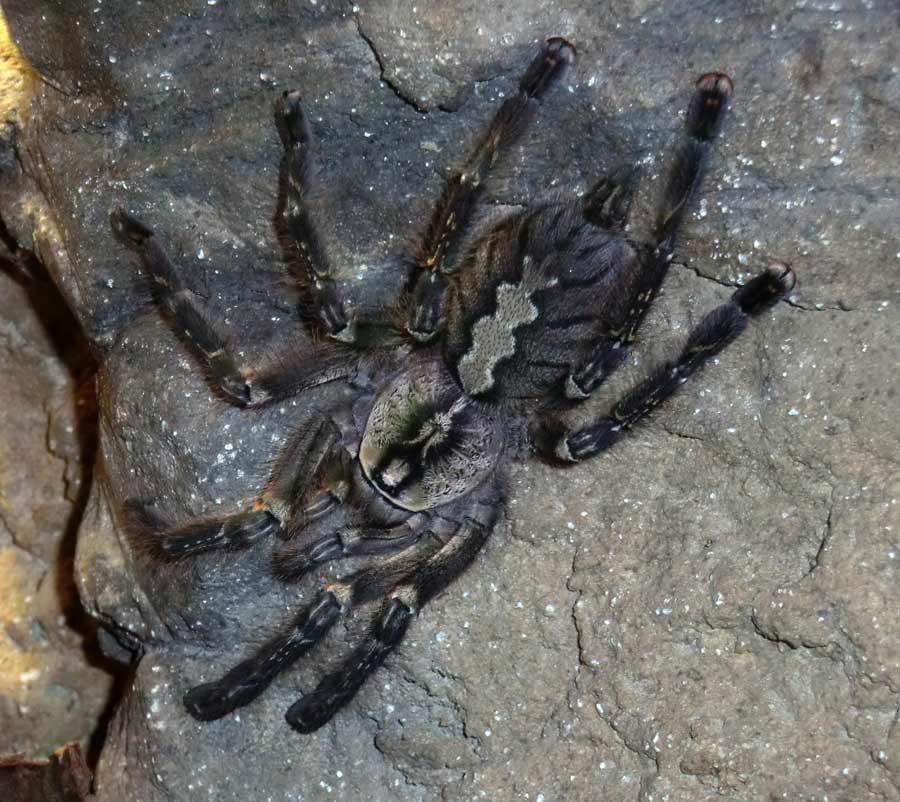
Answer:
[273,525,425,581]
[536,263,795,462]
[654,73,734,251]
[183,509,468,721]
[286,596,413,733]
[124,418,344,557]
[565,73,733,399]
[111,209,251,406]
[279,90,355,342]
[124,499,281,558]
[406,37,576,342]
[259,417,344,523]
[582,165,639,230]
[184,589,344,720]
[243,344,357,406]
[286,509,497,733]
[111,210,356,406]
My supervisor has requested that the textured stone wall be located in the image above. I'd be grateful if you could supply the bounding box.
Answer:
[0,264,113,764]
[0,8,113,767]
[1,2,898,801]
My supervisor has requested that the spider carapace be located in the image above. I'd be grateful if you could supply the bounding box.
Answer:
[112,37,794,733]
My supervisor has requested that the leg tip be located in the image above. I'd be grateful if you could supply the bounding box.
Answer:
[280,89,311,145]
[696,72,733,98]
[732,261,796,315]
[281,88,303,113]
[328,318,357,344]
[521,37,576,98]
[184,682,230,722]
[122,496,160,525]
[545,36,577,63]
[767,260,796,295]
[687,72,733,140]
[110,208,153,247]
[217,373,252,407]
[285,696,329,734]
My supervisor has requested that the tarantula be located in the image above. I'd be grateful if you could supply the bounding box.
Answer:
[111,37,794,733]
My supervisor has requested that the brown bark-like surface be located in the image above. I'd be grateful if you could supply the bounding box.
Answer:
[0,743,93,802]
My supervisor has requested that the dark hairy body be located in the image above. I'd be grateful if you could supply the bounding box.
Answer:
[111,37,794,733]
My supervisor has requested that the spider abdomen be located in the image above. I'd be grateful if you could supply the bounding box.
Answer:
[445,200,638,400]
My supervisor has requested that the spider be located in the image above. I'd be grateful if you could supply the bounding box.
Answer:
[110,37,794,734]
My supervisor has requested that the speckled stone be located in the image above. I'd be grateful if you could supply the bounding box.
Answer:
[2,1,898,801]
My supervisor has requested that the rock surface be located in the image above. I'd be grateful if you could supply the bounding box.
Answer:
[0,742,93,802]
[0,255,113,758]
[2,1,898,801]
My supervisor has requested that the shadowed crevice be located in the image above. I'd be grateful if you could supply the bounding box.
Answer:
[0,224,126,771]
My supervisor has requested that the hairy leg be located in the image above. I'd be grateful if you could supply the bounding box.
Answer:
[286,511,496,732]
[278,90,356,342]
[536,263,795,462]
[182,494,496,727]
[566,73,733,399]
[123,418,343,557]
[181,510,465,720]
[582,166,639,231]
[406,37,576,341]
[184,590,344,720]
[123,499,281,559]
[111,210,251,405]
[272,525,426,581]
[111,210,356,405]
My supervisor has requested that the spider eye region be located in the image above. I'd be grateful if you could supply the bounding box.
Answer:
[379,457,411,489]
[412,406,458,454]
[360,364,498,511]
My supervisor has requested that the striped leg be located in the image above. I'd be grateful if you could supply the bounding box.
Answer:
[537,263,795,462]
[286,510,497,733]
[279,90,355,342]
[123,419,343,558]
[182,510,463,721]
[184,590,344,720]
[123,500,281,559]
[111,210,251,405]
[566,73,734,399]
[272,525,426,581]
[406,37,576,341]
[111,210,356,406]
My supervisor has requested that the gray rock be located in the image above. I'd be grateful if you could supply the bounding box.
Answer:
[2,1,898,801]
[0,258,112,758]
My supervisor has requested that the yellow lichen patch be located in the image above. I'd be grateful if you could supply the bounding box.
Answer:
[23,194,67,260]
[0,11,80,309]
[0,546,43,699]
[0,7,38,122]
